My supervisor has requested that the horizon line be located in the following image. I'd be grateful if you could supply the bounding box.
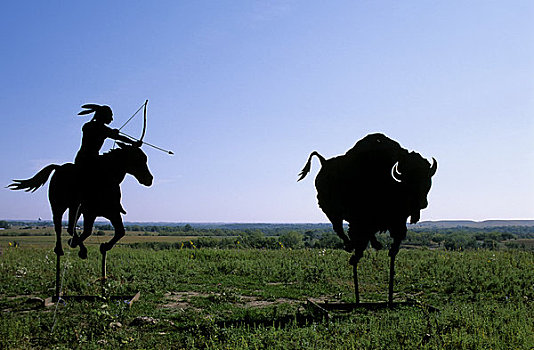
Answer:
[3,218,534,224]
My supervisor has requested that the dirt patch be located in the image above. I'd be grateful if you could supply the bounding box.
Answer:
[160,291,336,310]
[161,291,203,309]
[0,294,47,312]
[236,296,297,308]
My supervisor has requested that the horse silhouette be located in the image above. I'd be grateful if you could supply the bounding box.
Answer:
[8,143,153,258]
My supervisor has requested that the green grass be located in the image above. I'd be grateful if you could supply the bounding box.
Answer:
[1,246,533,349]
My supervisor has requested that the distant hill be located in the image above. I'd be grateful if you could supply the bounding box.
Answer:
[3,219,534,229]
[116,220,534,229]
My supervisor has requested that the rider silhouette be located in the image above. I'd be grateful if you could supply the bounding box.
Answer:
[75,104,141,214]
[76,104,140,165]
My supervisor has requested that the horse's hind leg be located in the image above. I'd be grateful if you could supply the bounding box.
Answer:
[52,208,65,256]
[100,214,125,254]
[67,204,81,237]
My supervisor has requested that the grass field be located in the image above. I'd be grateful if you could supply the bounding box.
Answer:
[1,242,533,349]
[0,227,204,251]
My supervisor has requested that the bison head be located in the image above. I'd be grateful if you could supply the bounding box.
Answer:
[390,152,437,223]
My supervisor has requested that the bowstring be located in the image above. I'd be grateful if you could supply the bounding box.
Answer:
[112,101,146,150]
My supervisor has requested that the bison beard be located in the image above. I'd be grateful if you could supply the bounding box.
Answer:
[298,133,437,306]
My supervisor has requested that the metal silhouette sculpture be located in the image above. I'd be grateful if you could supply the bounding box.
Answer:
[9,103,153,259]
[8,102,161,301]
[298,133,437,306]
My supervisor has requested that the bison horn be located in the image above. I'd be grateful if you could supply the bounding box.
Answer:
[429,157,438,177]
[391,161,402,183]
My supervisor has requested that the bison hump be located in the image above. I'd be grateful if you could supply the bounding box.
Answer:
[345,133,402,157]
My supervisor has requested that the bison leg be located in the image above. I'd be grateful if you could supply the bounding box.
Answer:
[349,248,365,303]
[352,259,360,304]
[347,227,372,303]
[326,214,353,252]
[388,226,406,307]
[369,234,383,250]
[388,245,398,308]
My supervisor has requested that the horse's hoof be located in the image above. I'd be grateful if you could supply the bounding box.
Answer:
[54,247,64,256]
[78,248,88,260]
[68,238,78,248]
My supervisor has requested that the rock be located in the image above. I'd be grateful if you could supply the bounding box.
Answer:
[25,297,44,308]
[130,316,158,326]
[109,322,122,329]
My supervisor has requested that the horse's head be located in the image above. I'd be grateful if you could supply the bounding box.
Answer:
[116,143,153,186]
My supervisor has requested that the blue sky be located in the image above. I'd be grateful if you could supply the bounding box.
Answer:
[1,1,533,222]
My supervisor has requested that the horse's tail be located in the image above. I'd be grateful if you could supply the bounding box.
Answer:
[7,164,61,192]
[297,151,326,182]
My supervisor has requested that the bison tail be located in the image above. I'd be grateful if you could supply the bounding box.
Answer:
[7,164,60,192]
[297,151,325,181]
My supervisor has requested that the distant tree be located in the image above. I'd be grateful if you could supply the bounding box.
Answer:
[315,233,344,249]
[279,231,304,249]
[0,221,10,229]
[443,234,477,250]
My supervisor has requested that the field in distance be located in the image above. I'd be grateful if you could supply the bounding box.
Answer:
[0,226,203,249]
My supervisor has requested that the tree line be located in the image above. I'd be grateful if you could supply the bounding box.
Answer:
[128,228,533,251]
[1,221,533,251]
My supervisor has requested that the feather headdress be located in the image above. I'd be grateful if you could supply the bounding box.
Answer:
[77,104,112,119]
[77,104,104,116]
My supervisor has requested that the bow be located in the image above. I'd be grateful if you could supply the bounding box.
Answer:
[140,99,147,142]
[117,100,174,155]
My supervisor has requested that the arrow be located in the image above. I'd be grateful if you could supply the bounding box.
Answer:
[119,131,174,155]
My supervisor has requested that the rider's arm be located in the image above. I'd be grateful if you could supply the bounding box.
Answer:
[107,127,142,147]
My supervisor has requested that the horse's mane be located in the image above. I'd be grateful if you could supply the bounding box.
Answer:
[100,145,147,169]
[100,147,128,164]
[102,147,123,157]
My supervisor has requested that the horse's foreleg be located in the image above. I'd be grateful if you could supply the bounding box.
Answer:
[100,214,125,254]
[71,214,95,259]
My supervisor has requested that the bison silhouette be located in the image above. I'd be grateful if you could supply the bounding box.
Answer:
[298,133,437,305]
